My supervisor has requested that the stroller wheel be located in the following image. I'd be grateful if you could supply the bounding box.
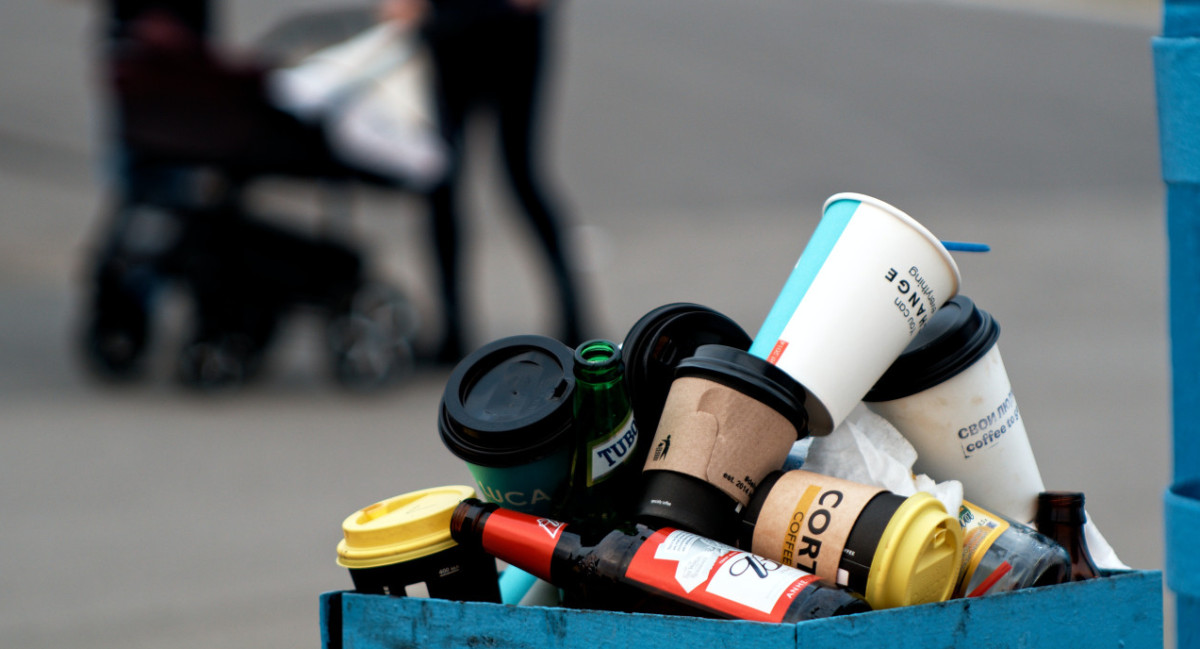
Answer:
[327,283,418,389]
[83,317,149,380]
[80,279,152,381]
[177,334,262,390]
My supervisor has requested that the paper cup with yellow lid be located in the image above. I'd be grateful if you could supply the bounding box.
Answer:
[738,470,962,609]
[336,485,501,602]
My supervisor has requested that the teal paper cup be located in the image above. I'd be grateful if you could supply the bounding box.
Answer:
[439,335,577,516]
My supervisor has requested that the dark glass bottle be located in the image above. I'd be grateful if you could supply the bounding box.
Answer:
[1034,491,1101,581]
[450,498,870,622]
[567,340,641,536]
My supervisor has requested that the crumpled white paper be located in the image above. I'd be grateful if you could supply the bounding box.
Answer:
[800,403,964,516]
[794,403,1129,570]
[1083,514,1130,570]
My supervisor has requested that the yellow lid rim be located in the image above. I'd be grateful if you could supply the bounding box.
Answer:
[336,537,461,569]
[335,485,475,569]
[864,492,964,609]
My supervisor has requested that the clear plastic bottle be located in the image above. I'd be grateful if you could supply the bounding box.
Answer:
[956,500,1070,598]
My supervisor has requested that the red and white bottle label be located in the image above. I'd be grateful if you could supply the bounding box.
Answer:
[625,528,820,622]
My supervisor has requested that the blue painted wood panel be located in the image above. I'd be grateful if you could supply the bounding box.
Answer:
[321,570,1161,649]
[1156,3,1200,645]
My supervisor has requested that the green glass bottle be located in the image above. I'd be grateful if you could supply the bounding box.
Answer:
[567,339,641,537]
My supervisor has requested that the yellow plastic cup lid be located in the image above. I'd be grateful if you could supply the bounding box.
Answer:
[336,485,476,569]
[864,491,964,609]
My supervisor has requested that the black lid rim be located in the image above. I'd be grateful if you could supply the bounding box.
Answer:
[438,403,574,467]
[439,335,577,466]
[864,296,1001,402]
[676,344,809,437]
[622,303,752,434]
[622,304,718,354]
[441,334,576,433]
[622,304,706,426]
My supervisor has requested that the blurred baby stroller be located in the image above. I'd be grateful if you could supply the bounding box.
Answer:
[80,4,445,389]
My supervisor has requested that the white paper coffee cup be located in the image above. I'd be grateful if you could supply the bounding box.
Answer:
[750,193,961,435]
[864,295,1046,522]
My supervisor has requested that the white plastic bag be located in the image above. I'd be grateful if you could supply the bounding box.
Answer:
[267,23,447,188]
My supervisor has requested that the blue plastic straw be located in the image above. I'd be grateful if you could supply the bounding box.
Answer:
[941,240,991,252]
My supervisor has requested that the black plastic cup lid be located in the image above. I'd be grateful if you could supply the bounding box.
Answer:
[622,304,752,441]
[676,344,809,438]
[439,335,576,468]
[864,295,1000,403]
[636,470,739,543]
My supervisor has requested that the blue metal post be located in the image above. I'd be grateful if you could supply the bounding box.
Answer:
[1154,3,1200,647]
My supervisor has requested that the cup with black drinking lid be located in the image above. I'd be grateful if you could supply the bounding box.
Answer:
[336,485,502,602]
[439,335,577,516]
[621,303,753,458]
[863,295,1046,522]
[636,343,808,543]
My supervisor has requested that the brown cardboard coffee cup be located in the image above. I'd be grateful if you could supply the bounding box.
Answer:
[646,376,799,504]
[747,470,884,582]
[636,345,808,542]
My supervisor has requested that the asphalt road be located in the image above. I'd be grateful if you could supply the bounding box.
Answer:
[0,1,1169,648]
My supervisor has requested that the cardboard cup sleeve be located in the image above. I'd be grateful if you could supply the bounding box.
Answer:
[644,376,800,506]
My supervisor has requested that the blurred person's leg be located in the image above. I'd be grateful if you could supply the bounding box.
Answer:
[494,10,585,346]
[425,33,478,362]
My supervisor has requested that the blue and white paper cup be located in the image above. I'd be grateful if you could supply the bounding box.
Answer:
[749,193,961,436]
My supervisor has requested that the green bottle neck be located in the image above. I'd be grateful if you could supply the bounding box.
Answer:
[574,340,624,388]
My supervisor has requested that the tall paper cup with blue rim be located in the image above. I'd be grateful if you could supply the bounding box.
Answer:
[750,193,961,436]
[439,335,577,517]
